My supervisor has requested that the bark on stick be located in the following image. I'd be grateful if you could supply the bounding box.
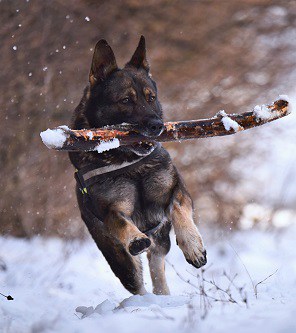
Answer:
[40,99,290,152]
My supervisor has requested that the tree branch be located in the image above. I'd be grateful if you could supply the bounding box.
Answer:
[40,99,290,152]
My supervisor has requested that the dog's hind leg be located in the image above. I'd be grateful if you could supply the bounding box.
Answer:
[147,225,171,295]
[147,251,170,295]
[99,239,147,295]
[81,212,147,295]
[169,181,207,269]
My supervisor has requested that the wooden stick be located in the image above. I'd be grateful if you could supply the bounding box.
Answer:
[40,99,290,152]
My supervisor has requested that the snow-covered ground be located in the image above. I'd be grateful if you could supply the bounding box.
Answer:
[1,223,296,333]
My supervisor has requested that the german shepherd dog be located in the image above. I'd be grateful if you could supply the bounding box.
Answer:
[69,36,207,295]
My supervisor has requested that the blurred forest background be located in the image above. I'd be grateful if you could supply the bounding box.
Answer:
[1,0,296,238]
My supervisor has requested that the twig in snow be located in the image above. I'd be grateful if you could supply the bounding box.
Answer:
[166,260,246,321]
[0,258,7,271]
[202,277,237,304]
[150,307,175,321]
[228,242,256,296]
[0,292,14,301]
[227,242,278,299]
[223,271,248,307]
[74,313,82,320]
[254,269,278,298]
[166,259,200,289]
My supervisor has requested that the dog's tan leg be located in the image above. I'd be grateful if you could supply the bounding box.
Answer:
[129,255,147,295]
[105,203,151,256]
[170,187,207,269]
[147,250,170,295]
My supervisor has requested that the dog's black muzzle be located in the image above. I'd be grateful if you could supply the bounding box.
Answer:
[124,117,164,156]
[138,118,164,138]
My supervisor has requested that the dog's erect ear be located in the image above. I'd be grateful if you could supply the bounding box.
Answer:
[89,40,118,85]
[125,35,149,72]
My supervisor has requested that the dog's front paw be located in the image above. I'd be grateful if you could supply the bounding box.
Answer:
[185,249,207,269]
[129,236,151,256]
[176,228,207,269]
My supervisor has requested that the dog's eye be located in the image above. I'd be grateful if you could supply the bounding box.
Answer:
[121,97,130,104]
[147,95,156,103]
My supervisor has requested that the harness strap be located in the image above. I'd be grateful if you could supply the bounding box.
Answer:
[78,144,159,188]
[83,156,146,181]
[74,146,168,237]
[142,218,170,237]
[83,156,147,188]
[75,169,100,221]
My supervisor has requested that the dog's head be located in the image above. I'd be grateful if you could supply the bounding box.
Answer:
[84,36,164,144]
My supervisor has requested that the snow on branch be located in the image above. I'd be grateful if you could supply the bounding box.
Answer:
[40,98,290,153]
[216,110,244,132]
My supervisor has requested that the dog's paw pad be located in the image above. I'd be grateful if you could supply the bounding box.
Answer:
[129,237,151,256]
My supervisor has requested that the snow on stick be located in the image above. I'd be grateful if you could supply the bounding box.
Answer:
[40,99,290,153]
[40,125,70,149]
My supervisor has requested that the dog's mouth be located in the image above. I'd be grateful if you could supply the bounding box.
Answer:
[128,141,157,156]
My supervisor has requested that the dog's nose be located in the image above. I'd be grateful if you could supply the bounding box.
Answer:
[147,119,164,137]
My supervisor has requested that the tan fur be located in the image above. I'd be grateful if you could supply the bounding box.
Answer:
[89,75,96,87]
[105,202,149,252]
[143,87,155,99]
[129,255,147,295]
[170,189,205,266]
[85,86,91,100]
[147,250,170,295]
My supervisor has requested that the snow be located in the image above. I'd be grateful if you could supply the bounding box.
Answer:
[94,138,120,153]
[118,294,190,310]
[86,131,93,140]
[218,110,242,132]
[1,223,296,333]
[76,299,116,318]
[253,95,291,121]
[40,126,69,149]
[278,94,289,102]
[253,104,271,120]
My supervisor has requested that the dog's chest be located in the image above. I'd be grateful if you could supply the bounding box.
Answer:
[137,165,175,202]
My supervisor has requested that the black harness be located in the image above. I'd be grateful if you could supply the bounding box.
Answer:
[74,147,169,237]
